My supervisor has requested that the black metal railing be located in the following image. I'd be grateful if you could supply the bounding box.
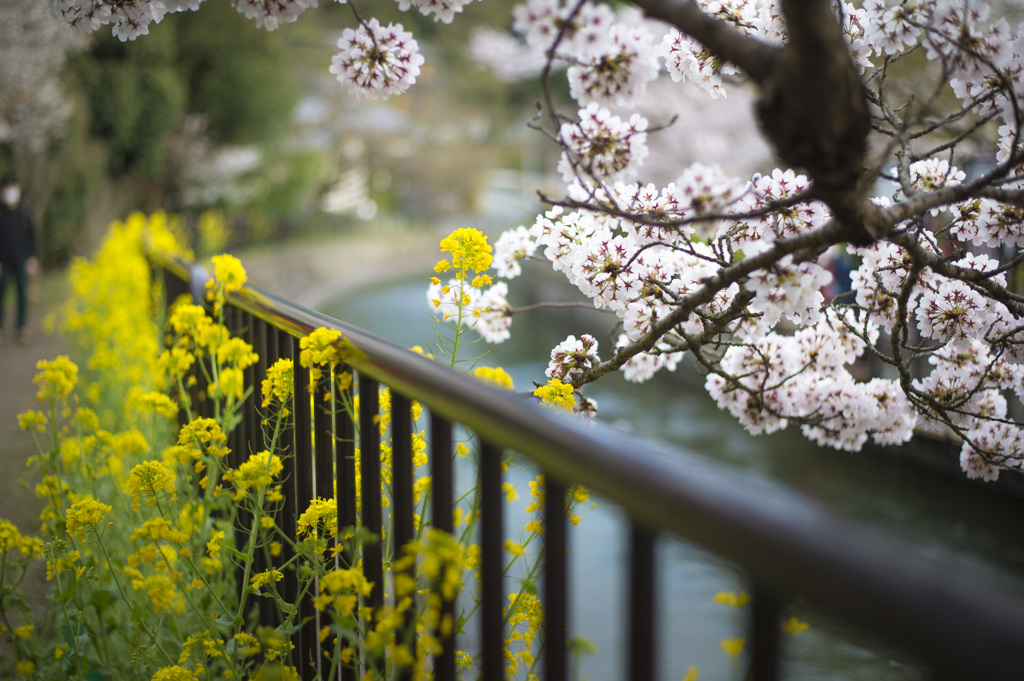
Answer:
[156,252,1024,681]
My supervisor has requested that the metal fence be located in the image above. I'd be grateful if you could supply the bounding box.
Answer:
[155,253,1024,681]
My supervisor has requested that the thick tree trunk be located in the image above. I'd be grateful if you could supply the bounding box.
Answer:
[633,0,878,241]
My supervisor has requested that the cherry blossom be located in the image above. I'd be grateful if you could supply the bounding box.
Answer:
[546,334,600,381]
[566,24,661,107]
[330,19,424,100]
[558,104,649,184]
[396,0,474,24]
[49,0,1024,479]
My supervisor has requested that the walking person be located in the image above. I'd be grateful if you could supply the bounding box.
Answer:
[0,176,39,346]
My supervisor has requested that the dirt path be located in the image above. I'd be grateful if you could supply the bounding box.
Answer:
[0,272,68,534]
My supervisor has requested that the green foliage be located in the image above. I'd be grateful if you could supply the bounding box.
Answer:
[250,148,326,220]
[173,1,302,146]
[74,31,187,177]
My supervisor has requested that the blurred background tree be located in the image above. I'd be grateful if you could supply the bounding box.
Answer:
[0,0,560,266]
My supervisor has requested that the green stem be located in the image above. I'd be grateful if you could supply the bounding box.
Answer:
[92,527,177,665]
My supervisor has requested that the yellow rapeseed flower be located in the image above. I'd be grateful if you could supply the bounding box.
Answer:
[125,460,178,511]
[261,358,294,408]
[0,519,43,558]
[719,637,745,658]
[65,496,112,539]
[533,379,575,410]
[439,227,492,276]
[210,253,247,294]
[782,616,809,635]
[216,337,258,370]
[713,591,750,607]
[152,664,199,681]
[177,418,229,458]
[472,366,514,390]
[17,410,47,433]
[34,355,78,401]
[128,388,179,421]
[250,568,284,590]
[233,451,284,500]
[297,498,337,539]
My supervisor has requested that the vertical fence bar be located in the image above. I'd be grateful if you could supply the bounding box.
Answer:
[311,357,336,680]
[276,332,303,676]
[263,324,284,634]
[480,440,504,681]
[227,306,244,465]
[335,367,357,681]
[628,524,655,681]
[358,376,384,679]
[392,392,415,681]
[242,311,258,460]
[293,350,317,680]
[313,374,336,501]
[750,584,782,681]
[251,317,278,631]
[429,413,455,681]
[545,477,568,681]
[335,368,357,550]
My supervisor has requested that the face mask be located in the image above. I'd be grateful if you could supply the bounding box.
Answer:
[1,187,20,207]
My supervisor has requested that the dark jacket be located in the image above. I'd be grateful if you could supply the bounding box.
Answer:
[0,203,37,266]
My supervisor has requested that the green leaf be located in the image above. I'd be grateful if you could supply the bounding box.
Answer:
[57,580,77,603]
[90,587,116,612]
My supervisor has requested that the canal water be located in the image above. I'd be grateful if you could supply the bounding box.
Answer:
[319,273,1024,681]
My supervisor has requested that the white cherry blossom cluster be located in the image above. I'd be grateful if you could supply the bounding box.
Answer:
[558,104,648,184]
[706,309,914,451]
[546,334,600,381]
[745,256,832,327]
[44,0,168,40]
[232,0,317,31]
[427,279,512,343]
[663,29,739,99]
[396,0,474,24]
[54,0,1024,479]
[330,19,425,100]
[566,23,661,107]
[950,199,1024,249]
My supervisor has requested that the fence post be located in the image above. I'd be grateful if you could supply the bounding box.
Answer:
[750,583,782,681]
[429,414,456,681]
[358,375,384,679]
[628,524,655,681]
[545,478,568,681]
[480,441,504,681]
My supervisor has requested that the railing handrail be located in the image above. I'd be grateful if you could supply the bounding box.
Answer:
[154,250,1024,679]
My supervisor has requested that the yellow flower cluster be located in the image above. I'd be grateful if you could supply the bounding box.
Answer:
[297,497,338,539]
[261,358,294,409]
[125,460,178,511]
[436,227,493,278]
[250,568,284,591]
[299,327,345,389]
[33,355,78,402]
[16,409,47,433]
[177,418,229,459]
[65,496,112,539]
[0,518,44,558]
[533,378,576,410]
[152,665,200,681]
[472,366,515,390]
[232,451,284,500]
[210,253,247,294]
[505,592,544,677]
[128,387,179,421]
